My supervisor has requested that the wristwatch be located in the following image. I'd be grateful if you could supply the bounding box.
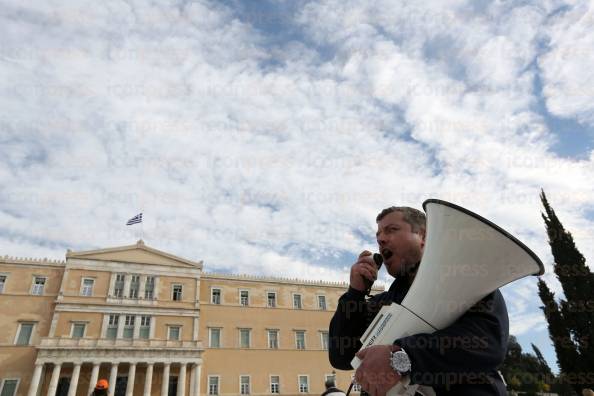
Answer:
[389,346,411,376]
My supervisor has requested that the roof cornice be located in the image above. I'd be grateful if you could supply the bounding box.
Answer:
[202,272,384,291]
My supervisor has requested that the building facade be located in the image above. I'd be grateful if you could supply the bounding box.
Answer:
[0,241,378,396]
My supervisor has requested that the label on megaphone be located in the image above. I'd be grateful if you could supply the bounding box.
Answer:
[355,303,435,359]
[351,303,435,396]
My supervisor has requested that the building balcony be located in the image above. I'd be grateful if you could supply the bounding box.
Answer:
[105,295,159,306]
[39,337,203,351]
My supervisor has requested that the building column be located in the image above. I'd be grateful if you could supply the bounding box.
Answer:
[134,315,141,339]
[139,275,147,299]
[47,363,62,396]
[108,273,116,297]
[117,315,125,338]
[101,314,110,338]
[143,363,154,396]
[126,363,136,396]
[123,275,132,298]
[27,363,44,396]
[154,277,160,300]
[49,313,60,337]
[177,363,187,396]
[192,317,199,341]
[109,363,119,396]
[161,363,171,396]
[189,364,200,396]
[88,363,101,396]
[67,363,81,396]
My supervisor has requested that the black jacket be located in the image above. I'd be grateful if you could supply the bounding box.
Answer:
[328,277,509,395]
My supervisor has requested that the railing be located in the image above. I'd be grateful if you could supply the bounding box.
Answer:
[105,295,158,305]
[39,337,202,349]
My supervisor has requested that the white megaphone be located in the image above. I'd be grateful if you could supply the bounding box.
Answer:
[350,199,544,396]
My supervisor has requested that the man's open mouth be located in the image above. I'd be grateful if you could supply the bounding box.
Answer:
[381,249,393,260]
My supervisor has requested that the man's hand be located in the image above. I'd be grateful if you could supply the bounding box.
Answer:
[350,251,379,292]
[354,345,401,396]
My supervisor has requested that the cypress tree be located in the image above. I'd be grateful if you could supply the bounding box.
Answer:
[538,190,594,392]
[537,279,578,386]
[531,343,553,377]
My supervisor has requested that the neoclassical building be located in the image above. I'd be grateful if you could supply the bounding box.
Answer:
[0,241,378,396]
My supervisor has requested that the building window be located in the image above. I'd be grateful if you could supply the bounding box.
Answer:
[0,275,6,293]
[298,376,309,393]
[0,379,19,396]
[270,376,280,394]
[320,331,329,350]
[239,329,251,348]
[81,278,94,296]
[31,277,46,295]
[144,276,155,299]
[209,328,221,348]
[106,315,119,339]
[239,290,249,306]
[114,274,125,298]
[172,284,183,301]
[129,275,140,298]
[169,326,181,341]
[139,316,151,339]
[15,323,34,345]
[211,288,221,304]
[123,315,135,339]
[208,376,219,395]
[72,323,85,338]
[318,295,327,310]
[268,329,279,349]
[267,292,276,308]
[240,376,250,395]
[295,331,305,350]
[293,294,302,309]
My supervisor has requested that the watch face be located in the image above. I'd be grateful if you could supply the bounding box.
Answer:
[391,351,411,373]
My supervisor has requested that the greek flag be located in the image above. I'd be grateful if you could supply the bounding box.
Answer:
[126,213,143,225]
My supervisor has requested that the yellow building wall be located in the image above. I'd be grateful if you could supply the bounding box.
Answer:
[153,315,195,340]
[0,263,62,297]
[203,350,353,395]
[199,276,355,395]
[62,268,112,298]
[0,261,64,396]
[54,311,104,338]
[1,253,363,396]
[157,276,196,309]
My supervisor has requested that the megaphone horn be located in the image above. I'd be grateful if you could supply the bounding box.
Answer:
[351,199,545,396]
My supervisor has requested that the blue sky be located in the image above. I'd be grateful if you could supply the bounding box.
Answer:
[2,0,594,374]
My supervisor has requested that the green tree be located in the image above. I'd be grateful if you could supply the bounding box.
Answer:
[537,279,580,395]
[538,190,594,393]
[500,336,555,394]
[531,343,553,378]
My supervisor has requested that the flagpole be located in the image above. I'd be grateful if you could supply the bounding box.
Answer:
[140,193,145,242]
[140,206,144,242]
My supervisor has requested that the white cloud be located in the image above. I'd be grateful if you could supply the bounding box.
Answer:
[539,1,594,126]
[1,0,593,370]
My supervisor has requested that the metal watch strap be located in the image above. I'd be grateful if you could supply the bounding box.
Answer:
[390,346,411,375]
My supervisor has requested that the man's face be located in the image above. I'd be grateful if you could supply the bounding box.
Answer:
[376,211,425,278]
